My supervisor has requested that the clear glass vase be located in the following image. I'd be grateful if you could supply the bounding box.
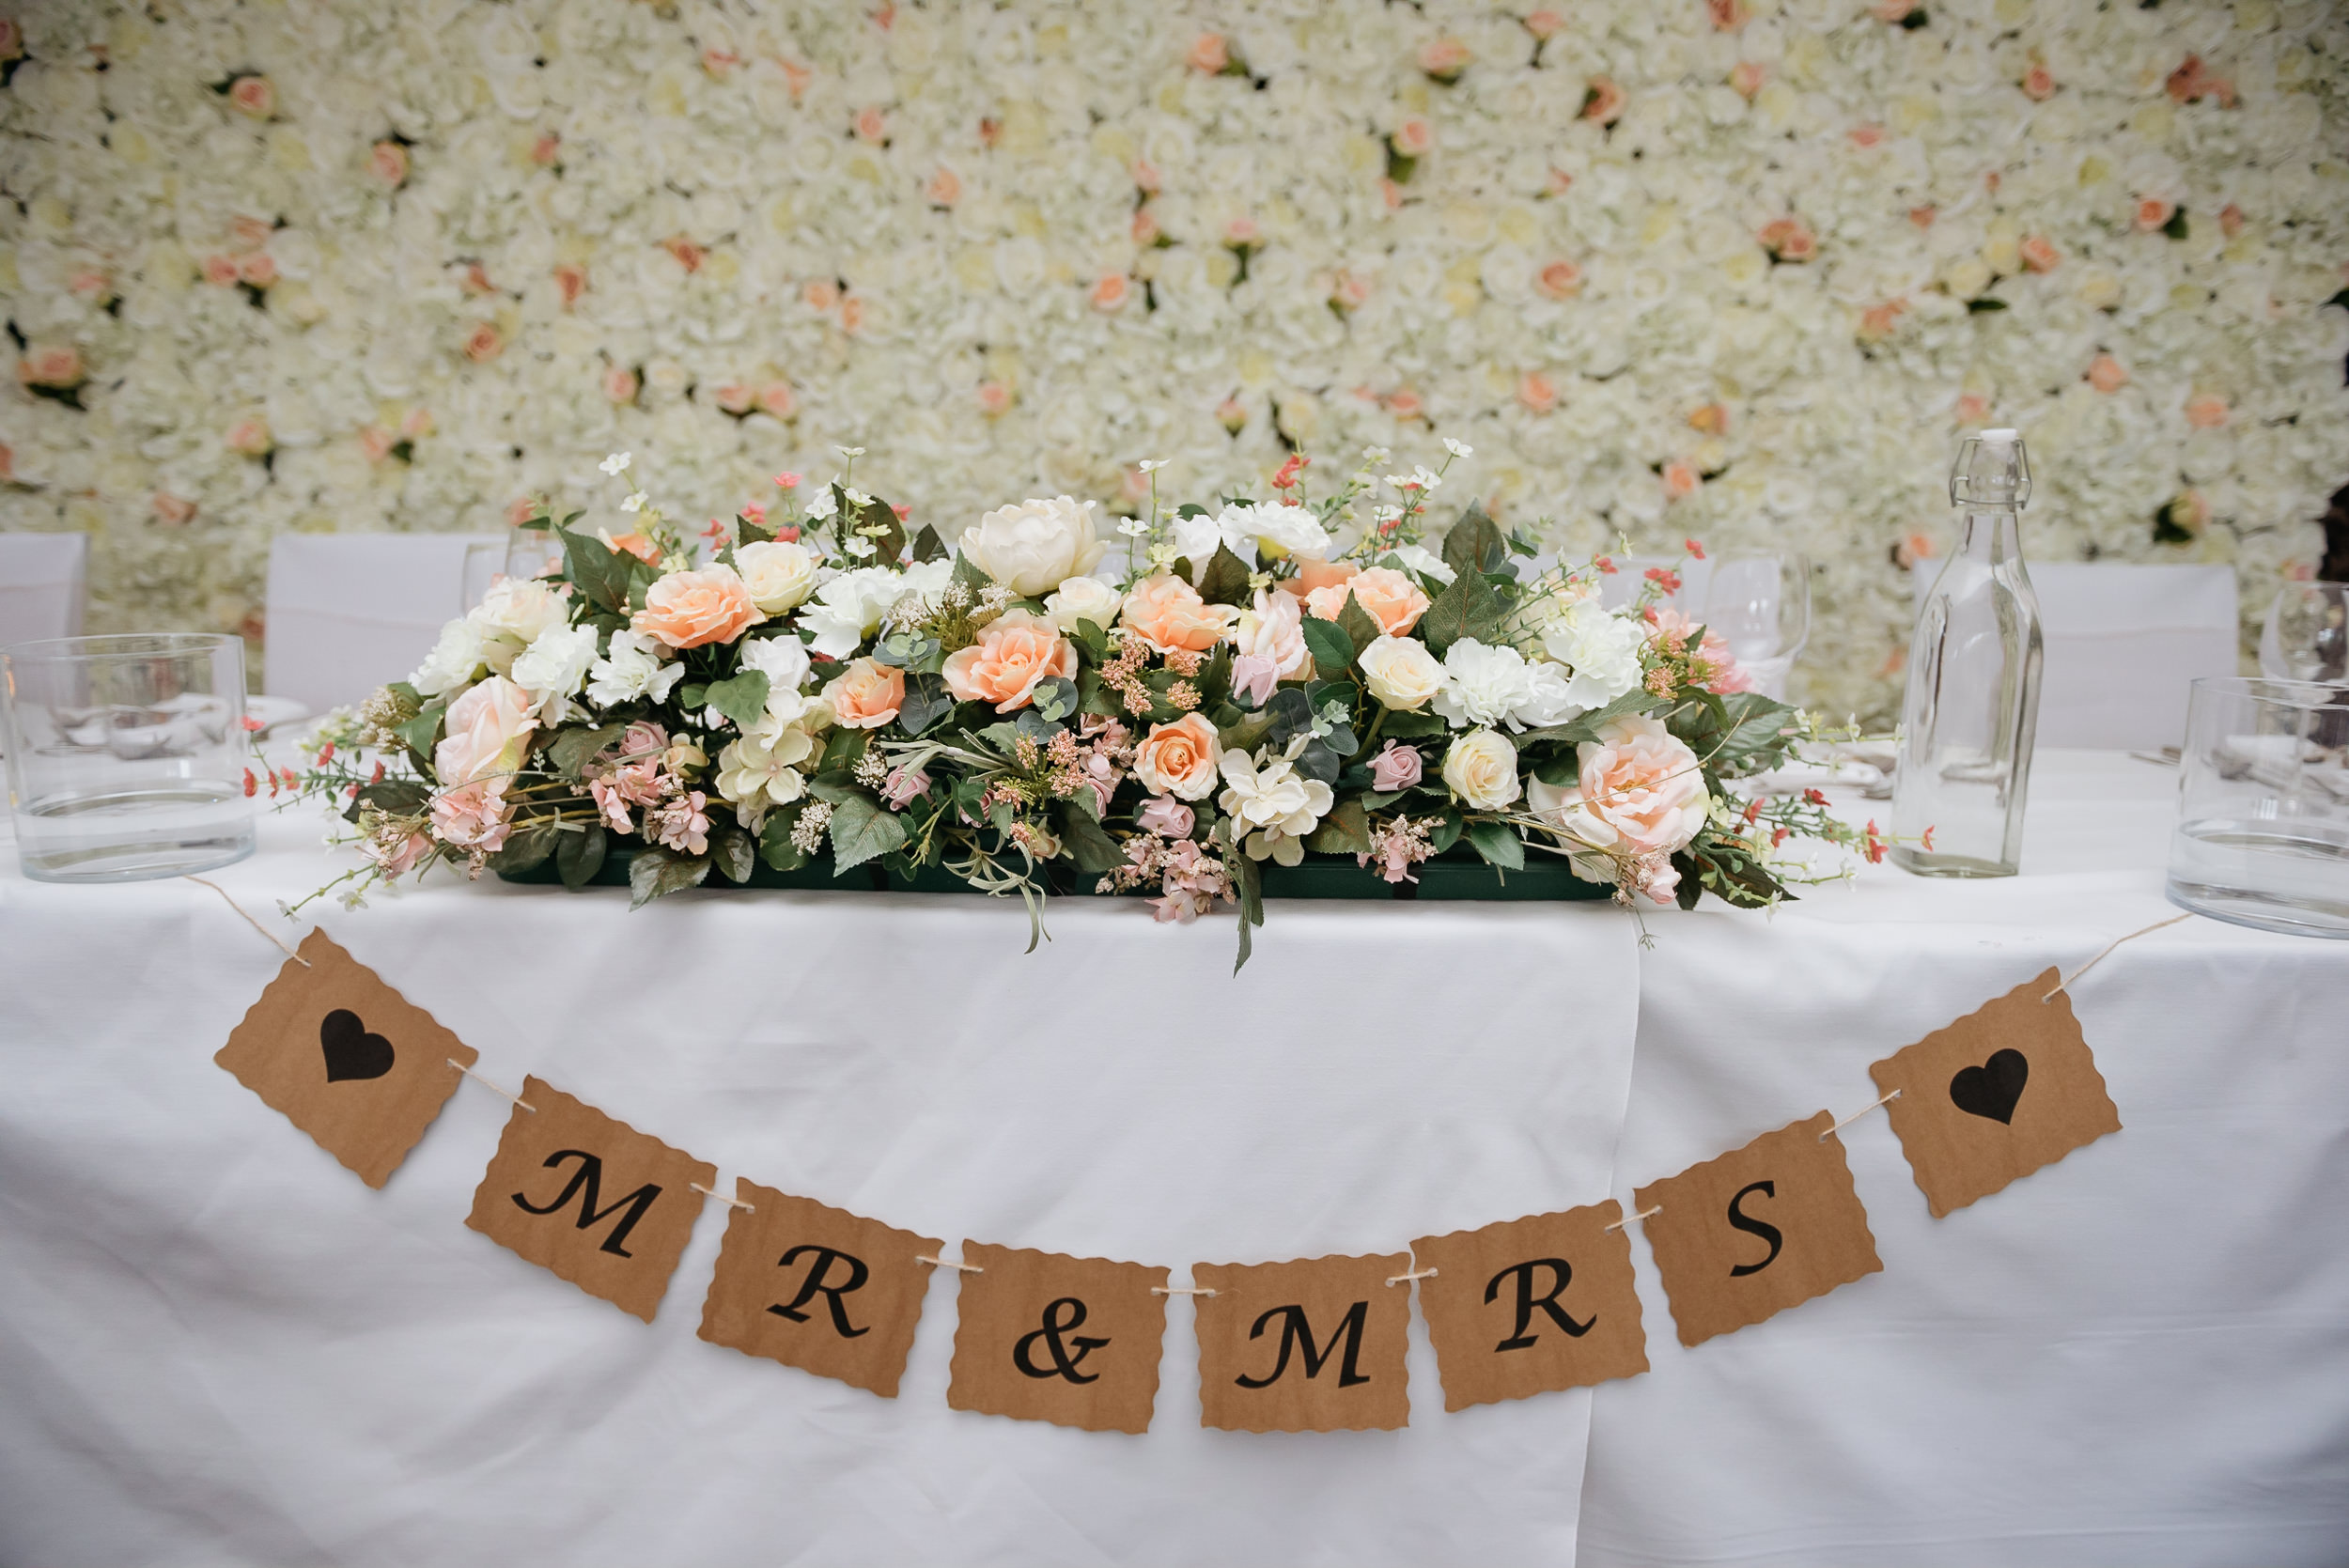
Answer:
[1890,431,2045,877]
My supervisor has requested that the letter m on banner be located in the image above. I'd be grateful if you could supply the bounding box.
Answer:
[1195,1254,1412,1433]
[508,1150,662,1257]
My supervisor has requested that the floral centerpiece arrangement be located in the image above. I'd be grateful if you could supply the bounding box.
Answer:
[292,443,1877,964]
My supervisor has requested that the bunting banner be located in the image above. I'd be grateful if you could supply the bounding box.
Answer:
[464,1077,714,1324]
[212,926,2134,1434]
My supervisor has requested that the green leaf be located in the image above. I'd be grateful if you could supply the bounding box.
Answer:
[1417,565,1501,657]
[1304,797,1371,855]
[1966,296,2008,313]
[1676,850,1707,910]
[819,726,870,774]
[896,672,954,736]
[1230,849,1264,973]
[1301,613,1357,679]
[547,723,624,781]
[1516,689,1659,750]
[709,821,756,884]
[352,779,430,817]
[485,816,560,874]
[1464,817,1526,871]
[757,805,811,871]
[827,793,909,870]
[735,511,776,547]
[1070,617,1110,665]
[1217,708,1276,757]
[1337,591,1382,657]
[1672,691,1800,778]
[849,491,907,566]
[628,845,710,908]
[1059,806,1126,874]
[1428,808,1465,855]
[396,699,448,762]
[700,671,771,729]
[1378,709,1447,738]
[558,527,628,614]
[908,522,947,563]
[2161,206,2189,241]
[557,822,606,889]
[1441,501,1508,582]
[1195,543,1253,606]
[951,551,994,596]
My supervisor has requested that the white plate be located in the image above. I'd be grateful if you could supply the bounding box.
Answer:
[244,695,312,737]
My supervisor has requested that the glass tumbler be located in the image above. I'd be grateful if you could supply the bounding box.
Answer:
[1703,551,1811,700]
[2166,675,2349,938]
[2259,582,2348,684]
[1,633,257,881]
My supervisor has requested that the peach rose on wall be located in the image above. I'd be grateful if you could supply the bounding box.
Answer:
[1120,575,1237,655]
[941,611,1077,712]
[1133,713,1222,800]
[632,566,761,649]
[822,658,907,729]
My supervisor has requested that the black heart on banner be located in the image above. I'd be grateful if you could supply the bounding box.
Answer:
[319,1008,395,1083]
[1949,1048,2029,1125]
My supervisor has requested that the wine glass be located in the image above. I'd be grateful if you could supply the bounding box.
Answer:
[1702,551,1812,700]
[2261,582,2348,685]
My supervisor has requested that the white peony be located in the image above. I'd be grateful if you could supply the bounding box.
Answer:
[1441,729,1523,811]
[1220,501,1330,562]
[584,629,684,709]
[410,617,487,698]
[1431,639,1537,730]
[471,578,571,669]
[735,540,820,614]
[798,567,908,659]
[1357,634,1445,711]
[1216,743,1336,866]
[509,623,599,722]
[1538,601,1647,712]
[736,633,813,697]
[957,495,1107,597]
[1042,575,1124,635]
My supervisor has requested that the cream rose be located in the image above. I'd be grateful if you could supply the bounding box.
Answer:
[1358,635,1444,711]
[957,495,1108,597]
[1441,729,1523,811]
[1133,712,1222,800]
[734,539,819,613]
[433,675,537,786]
[1525,715,1709,897]
[1042,574,1124,634]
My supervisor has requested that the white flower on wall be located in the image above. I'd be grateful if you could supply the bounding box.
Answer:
[2,0,2345,720]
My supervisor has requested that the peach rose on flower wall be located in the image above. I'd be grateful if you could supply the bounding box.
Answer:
[227,75,275,118]
[2088,355,2128,393]
[1518,372,1558,413]
[369,141,409,187]
[1282,558,1361,599]
[1120,574,1237,655]
[941,611,1077,713]
[554,263,587,308]
[1536,260,1582,299]
[238,252,277,287]
[2186,394,2229,429]
[202,254,240,286]
[632,566,762,650]
[463,321,505,363]
[1187,33,1228,73]
[1581,76,1625,123]
[2020,235,2061,272]
[822,658,907,729]
[18,346,83,388]
[1133,713,1223,800]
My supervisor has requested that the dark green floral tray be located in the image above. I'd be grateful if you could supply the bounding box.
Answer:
[499,843,1610,903]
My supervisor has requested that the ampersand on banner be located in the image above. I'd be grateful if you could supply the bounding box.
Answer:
[949,1244,1169,1434]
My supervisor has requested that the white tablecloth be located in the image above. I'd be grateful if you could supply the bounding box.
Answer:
[2,753,2345,1567]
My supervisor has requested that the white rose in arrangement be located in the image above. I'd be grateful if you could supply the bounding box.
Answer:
[1431,639,1537,730]
[1221,501,1330,562]
[410,617,488,699]
[509,623,599,722]
[1537,602,1647,713]
[1383,545,1455,585]
[1357,634,1445,711]
[1525,716,1710,903]
[1217,743,1335,866]
[471,578,571,669]
[734,540,820,614]
[1440,729,1523,812]
[1042,575,1125,635]
[736,633,814,701]
[799,567,910,659]
[1167,510,1253,580]
[584,629,684,710]
[957,496,1107,597]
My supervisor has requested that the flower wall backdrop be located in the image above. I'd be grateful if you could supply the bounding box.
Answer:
[3,0,2346,720]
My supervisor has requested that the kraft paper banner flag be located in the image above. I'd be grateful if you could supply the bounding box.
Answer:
[1636,1113,1883,1349]
[1412,1201,1650,1412]
[214,928,475,1188]
[465,1077,714,1323]
[946,1243,1171,1434]
[1871,968,2123,1219]
[1193,1253,1411,1433]
[699,1183,942,1399]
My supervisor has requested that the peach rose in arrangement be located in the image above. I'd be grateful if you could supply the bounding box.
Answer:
[434,675,537,786]
[1526,715,1710,900]
[941,611,1077,713]
[1305,567,1429,636]
[1133,712,1223,800]
[632,565,761,649]
[1279,558,1361,598]
[822,658,907,729]
[1120,574,1237,655]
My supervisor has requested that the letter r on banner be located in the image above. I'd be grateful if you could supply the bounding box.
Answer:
[1412,1202,1650,1411]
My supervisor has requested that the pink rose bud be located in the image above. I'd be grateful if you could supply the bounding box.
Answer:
[881,766,931,812]
[1372,740,1423,792]
[1230,653,1279,707]
[1138,796,1195,839]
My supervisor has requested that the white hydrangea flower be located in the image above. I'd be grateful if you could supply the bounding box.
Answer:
[509,623,599,722]
[583,629,685,709]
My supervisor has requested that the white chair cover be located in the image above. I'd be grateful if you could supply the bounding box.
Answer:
[0,532,87,648]
[1915,562,2239,751]
[264,535,504,714]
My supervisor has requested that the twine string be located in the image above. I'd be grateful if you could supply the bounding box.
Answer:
[1604,1204,1661,1233]
[2043,913,2193,1002]
[448,1059,534,1113]
[691,1182,754,1212]
[183,876,309,966]
[1384,1265,1439,1287]
[1820,1087,1901,1141]
[916,1254,983,1273]
[1151,1284,1220,1297]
